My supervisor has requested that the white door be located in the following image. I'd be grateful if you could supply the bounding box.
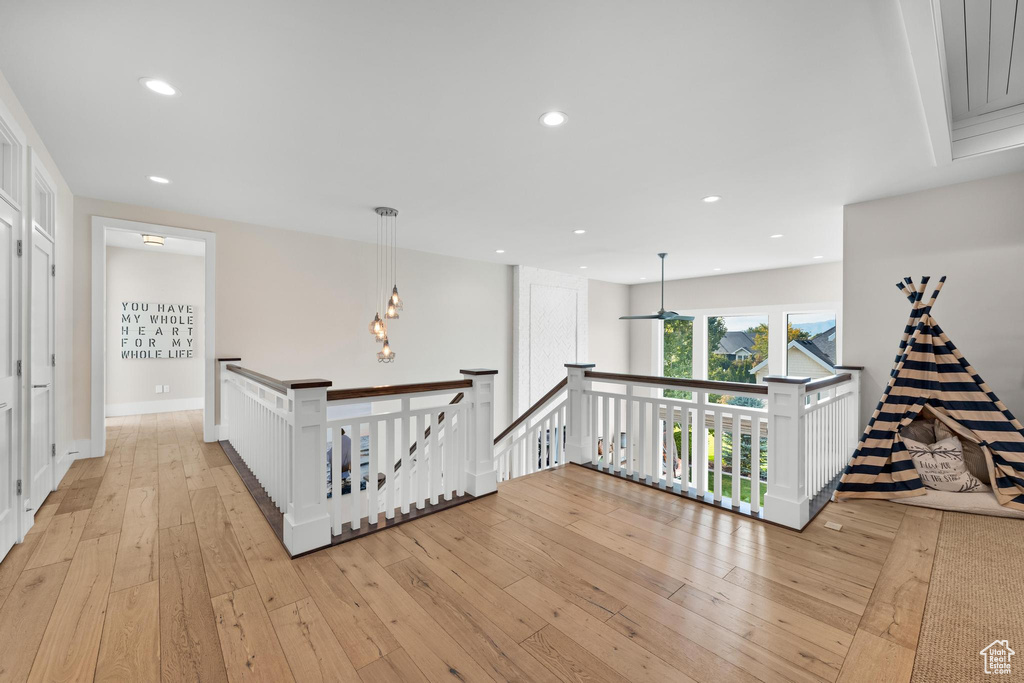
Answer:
[29,226,53,506]
[0,197,21,560]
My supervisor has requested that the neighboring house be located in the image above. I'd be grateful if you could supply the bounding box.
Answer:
[752,326,837,382]
[715,330,757,360]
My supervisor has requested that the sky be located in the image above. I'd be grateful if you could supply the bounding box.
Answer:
[718,312,836,333]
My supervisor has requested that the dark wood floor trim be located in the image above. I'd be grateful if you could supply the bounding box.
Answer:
[326,490,495,550]
[573,462,840,532]
[220,438,492,558]
[220,439,285,541]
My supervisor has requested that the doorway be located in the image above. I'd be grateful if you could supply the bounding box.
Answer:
[90,217,216,456]
[0,193,21,559]
[28,211,53,503]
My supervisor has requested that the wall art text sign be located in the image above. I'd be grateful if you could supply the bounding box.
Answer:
[120,301,196,359]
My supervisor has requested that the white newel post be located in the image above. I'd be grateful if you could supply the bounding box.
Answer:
[461,369,499,497]
[763,376,810,529]
[217,358,240,442]
[283,381,333,556]
[836,366,863,443]
[564,363,595,464]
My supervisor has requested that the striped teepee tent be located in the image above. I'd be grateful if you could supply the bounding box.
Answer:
[834,276,1024,511]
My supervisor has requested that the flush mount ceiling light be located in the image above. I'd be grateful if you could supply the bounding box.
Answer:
[139,78,179,96]
[620,253,694,322]
[539,111,568,127]
[142,234,165,247]
[147,175,171,184]
[573,229,586,234]
[770,234,784,239]
[579,265,588,269]
[702,195,721,203]
[495,249,505,254]
[813,255,824,259]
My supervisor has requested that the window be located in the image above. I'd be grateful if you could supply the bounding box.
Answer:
[662,318,693,399]
[785,312,837,378]
[708,315,767,405]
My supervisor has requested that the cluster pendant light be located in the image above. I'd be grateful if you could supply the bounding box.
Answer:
[368,207,403,362]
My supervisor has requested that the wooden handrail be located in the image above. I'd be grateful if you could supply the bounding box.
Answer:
[584,370,769,396]
[225,364,332,393]
[805,373,852,393]
[327,379,473,402]
[494,377,569,445]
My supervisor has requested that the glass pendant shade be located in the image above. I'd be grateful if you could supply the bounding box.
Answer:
[377,337,395,363]
[390,285,403,311]
[385,301,399,319]
[368,312,386,339]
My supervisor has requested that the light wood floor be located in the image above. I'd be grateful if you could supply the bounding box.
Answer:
[0,410,942,683]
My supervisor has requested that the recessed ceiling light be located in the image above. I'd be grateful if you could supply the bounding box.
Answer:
[147,175,171,184]
[139,78,178,96]
[770,234,784,239]
[713,267,722,271]
[812,255,823,259]
[495,249,505,254]
[540,111,568,127]
[579,265,588,269]
[702,195,721,203]
[639,277,647,280]
[573,229,586,234]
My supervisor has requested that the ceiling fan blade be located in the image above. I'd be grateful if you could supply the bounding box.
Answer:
[618,314,662,320]
[663,314,695,321]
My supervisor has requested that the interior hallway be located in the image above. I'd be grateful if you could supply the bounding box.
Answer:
[0,410,950,682]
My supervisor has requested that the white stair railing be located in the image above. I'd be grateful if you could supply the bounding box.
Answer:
[218,361,497,555]
[544,363,859,530]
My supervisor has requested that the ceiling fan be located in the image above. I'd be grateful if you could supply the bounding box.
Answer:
[620,253,694,322]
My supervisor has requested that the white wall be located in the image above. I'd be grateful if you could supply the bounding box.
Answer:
[105,245,204,413]
[74,197,514,438]
[587,279,630,373]
[628,263,843,376]
[0,69,75,466]
[844,171,1024,422]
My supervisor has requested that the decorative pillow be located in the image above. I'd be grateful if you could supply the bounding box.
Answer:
[900,418,936,445]
[904,436,986,492]
[933,420,990,485]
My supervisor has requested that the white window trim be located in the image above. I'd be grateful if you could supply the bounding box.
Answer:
[656,301,842,382]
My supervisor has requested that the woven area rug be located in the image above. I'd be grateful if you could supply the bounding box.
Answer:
[912,512,1024,681]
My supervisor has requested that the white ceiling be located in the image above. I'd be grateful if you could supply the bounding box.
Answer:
[2,0,1024,284]
[106,230,205,256]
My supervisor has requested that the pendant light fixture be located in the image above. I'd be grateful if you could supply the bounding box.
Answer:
[370,207,402,361]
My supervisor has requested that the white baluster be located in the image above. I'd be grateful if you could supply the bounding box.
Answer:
[713,410,723,502]
[731,413,741,507]
[697,394,708,497]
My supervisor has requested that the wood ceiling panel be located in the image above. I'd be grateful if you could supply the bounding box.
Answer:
[988,0,1018,102]
[964,0,991,111]
[942,0,1024,122]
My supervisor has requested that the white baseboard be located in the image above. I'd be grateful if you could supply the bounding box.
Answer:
[105,397,205,417]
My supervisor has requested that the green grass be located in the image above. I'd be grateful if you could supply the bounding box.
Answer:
[706,471,767,507]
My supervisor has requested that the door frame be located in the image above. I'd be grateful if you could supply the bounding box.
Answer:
[0,192,23,553]
[90,216,217,456]
[26,151,57,511]
[0,99,27,547]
